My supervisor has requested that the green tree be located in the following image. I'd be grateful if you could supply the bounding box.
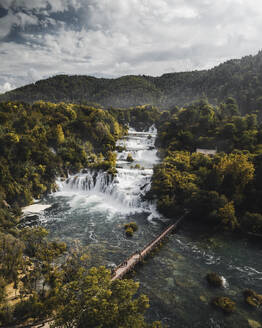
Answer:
[54,266,159,328]
[216,201,239,231]
[55,124,65,144]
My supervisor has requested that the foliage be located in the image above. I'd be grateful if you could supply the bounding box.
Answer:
[124,222,138,237]
[0,232,24,282]
[243,289,262,308]
[241,212,262,234]
[126,153,134,162]
[125,227,134,237]
[54,266,158,328]
[157,98,261,154]
[150,97,262,234]
[211,296,236,314]
[125,222,138,231]
[0,101,126,209]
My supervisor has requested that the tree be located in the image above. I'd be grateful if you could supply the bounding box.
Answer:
[54,266,159,328]
[241,212,262,234]
[215,153,254,197]
[216,201,239,231]
[224,97,240,117]
[55,124,65,144]
[0,233,24,281]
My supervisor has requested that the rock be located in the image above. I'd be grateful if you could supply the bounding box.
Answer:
[248,319,261,328]
[44,202,61,215]
[206,272,224,288]
[19,214,40,227]
[2,200,10,208]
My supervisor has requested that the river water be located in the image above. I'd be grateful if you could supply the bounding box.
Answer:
[34,127,262,328]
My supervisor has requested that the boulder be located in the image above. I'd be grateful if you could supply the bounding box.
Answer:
[206,272,224,288]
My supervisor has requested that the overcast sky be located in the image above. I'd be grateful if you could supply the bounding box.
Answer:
[0,0,262,93]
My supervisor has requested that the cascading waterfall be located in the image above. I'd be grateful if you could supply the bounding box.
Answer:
[55,125,160,217]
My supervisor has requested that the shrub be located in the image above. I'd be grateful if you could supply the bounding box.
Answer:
[243,289,262,307]
[124,222,138,237]
[211,297,236,314]
[128,222,138,231]
[126,153,134,162]
[125,227,134,237]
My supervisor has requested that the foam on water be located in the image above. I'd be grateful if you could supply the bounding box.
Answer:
[22,204,52,214]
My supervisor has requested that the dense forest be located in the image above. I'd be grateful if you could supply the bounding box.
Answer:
[148,98,262,235]
[0,101,161,327]
[1,51,262,114]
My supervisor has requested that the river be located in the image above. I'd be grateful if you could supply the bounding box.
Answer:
[27,126,262,328]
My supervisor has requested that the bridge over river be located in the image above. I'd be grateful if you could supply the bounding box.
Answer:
[111,216,184,281]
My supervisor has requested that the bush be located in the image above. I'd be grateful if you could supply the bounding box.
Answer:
[124,222,138,237]
[243,289,262,307]
[241,212,262,234]
[128,222,138,231]
[126,153,134,162]
[0,305,14,326]
[125,227,134,237]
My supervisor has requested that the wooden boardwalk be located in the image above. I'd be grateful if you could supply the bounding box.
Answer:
[111,217,183,281]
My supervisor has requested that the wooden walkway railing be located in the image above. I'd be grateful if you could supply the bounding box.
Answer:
[111,216,184,281]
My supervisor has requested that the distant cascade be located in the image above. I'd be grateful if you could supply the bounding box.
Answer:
[56,125,159,213]
[63,170,114,193]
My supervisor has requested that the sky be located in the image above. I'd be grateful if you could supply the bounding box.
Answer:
[0,0,262,93]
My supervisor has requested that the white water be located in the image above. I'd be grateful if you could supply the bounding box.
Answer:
[22,204,51,214]
[54,126,160,219]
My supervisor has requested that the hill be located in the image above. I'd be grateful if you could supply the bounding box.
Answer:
[1,51,262,113]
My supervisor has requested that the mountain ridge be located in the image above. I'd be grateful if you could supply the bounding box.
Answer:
[1,50,262,113]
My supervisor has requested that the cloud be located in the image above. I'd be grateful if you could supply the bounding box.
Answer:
[0,82,14,93]
[0,0,262,91]
[16,12,39,28]
[0,11,19,38]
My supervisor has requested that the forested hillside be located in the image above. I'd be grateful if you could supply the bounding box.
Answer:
[0,101,161,327]
[1,51,262,113]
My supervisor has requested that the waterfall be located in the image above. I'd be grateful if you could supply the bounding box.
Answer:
[55,125,160,217]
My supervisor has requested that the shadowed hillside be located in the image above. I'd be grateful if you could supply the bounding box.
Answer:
[1,51,262,113]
